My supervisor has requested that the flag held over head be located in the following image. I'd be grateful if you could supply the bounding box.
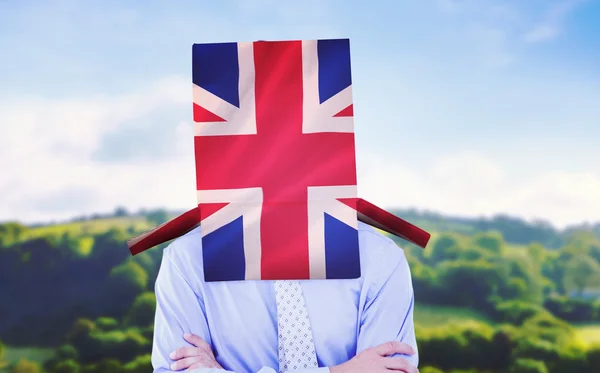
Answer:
[126,38,431,283]
[193,39,359,282]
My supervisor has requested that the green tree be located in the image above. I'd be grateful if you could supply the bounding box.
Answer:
[590,243,600,263]
[541,250,565,294]
[11,359,42,373]
[67,318,149,365]
[409,262,442,304]
[544,295,598,322]
[114,207,129,217]
[426,234,460,264]
[146,209,169,226]
[563,255,600,296]
[67,319,97,362]
[563,230,600,254]
[0,222,28,247]
[587,344,600,372]
[104,261,149,318]
[81,359,124,373]
[527,243,547,267]
[17,236,65,271]
[419,367,444,373]
[418,321,510,371]
[0,338,6,369]
[90,228,130,270]
[68,318,96,339]
[56,345,78,360]
[123,354,152,373]
[521,313,574,345]
[472,231,505,256]
[131,251,159,282]
[60,233,95,258]
[509,359,548,373]
[109,261,148,294]
[435,260,510,312]
[50,359,80,373]
[500,253,544,303]
[125,292,157,327]
[95,317,119,332]
[493,300,550,325]
[547,341,588,373]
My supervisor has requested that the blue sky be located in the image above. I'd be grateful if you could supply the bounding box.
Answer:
[1,0,599,228]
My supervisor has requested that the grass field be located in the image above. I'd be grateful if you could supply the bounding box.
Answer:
[414,304,494,327]
[4,346,55,364]
[22,217,153,240]
[416,305,600,349]
[576,324,600,347]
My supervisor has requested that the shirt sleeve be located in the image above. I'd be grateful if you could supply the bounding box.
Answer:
[152,249,214,372]
[151,246,332,373]
[188,368,330,373]
[187,241,418,373]
[355,240,419,367]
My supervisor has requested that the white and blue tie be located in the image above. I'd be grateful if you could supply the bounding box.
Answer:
[273,280,319,372]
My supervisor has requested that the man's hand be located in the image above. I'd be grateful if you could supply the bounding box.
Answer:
[330,341,418,373]
[169,333,223,371]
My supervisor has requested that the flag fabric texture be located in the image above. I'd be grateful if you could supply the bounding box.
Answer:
[193,39,360,282]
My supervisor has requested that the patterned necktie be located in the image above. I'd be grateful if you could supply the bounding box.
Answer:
[273,280,319,372]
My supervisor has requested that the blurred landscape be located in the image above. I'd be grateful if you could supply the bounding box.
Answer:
[2,1,599,372]
[1,208,599,373]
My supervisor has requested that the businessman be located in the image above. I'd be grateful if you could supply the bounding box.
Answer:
[151,222,419,373]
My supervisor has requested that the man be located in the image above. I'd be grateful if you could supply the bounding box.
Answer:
[151,221,419,373]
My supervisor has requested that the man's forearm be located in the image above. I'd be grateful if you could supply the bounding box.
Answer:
[186,367,331,373]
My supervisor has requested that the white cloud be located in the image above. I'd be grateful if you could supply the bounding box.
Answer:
[0,75,188,161]
[0,0,596,231]
[1,76,597,229]
[0,76,197,223]
[504,170,600,224]
[523,25,560,43]
[433,0,588,66]
[523,0,586,43]
[357,152,600,229]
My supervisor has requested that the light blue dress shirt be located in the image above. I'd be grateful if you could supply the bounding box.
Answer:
[151,223,418,373]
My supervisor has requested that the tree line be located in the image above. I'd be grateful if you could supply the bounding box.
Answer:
[1,212,599,373]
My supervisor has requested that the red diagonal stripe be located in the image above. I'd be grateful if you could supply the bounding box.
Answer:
[194,103,226,122]
[334,104,353,117]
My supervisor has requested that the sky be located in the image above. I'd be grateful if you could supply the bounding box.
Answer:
[0,0,599,229]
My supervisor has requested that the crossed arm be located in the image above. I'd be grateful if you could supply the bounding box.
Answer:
[171,333,416,373]
[152,242,419,373]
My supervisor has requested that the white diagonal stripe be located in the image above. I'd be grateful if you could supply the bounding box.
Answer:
[197,188,262,280]
[193,84,237,122]
[319,85,353,117]
[307,185,358,279]
[194,42,257,136]
[301,40,355,134]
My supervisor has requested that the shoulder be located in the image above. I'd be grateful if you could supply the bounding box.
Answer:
[161,223,409,282]
[356,223,412,293]
[159,226,205,286]
[357,222,408,272]
[163,225,203,254]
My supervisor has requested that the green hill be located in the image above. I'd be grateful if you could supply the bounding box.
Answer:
[24,217,151,240]
[1,208,599,372]
[391,208,600,249]
[414,304,495,326]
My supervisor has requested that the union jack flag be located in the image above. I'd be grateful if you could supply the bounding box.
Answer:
[193,39,360,282]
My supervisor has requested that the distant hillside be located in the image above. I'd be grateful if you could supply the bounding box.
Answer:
[9,206,599,250]
[390,208,600,249]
